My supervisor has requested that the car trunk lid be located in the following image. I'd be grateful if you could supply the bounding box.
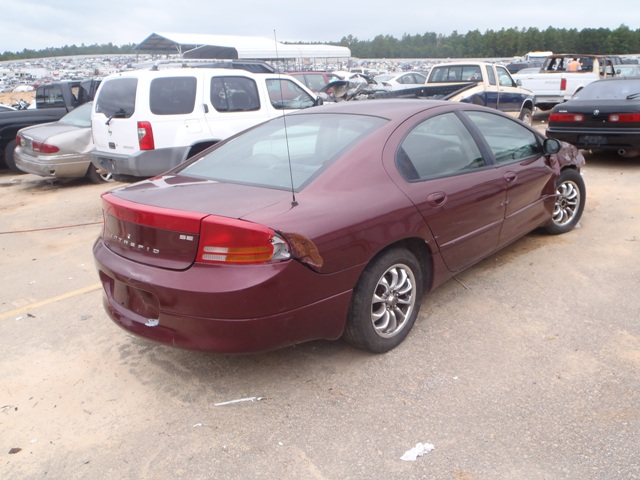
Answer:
[101,175,293,270]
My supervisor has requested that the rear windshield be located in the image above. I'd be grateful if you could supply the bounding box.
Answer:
[150,76,197,115]
[178,113,386,190]
[60,102,92,127]
[95,78,137,118]
[573,79,640,100]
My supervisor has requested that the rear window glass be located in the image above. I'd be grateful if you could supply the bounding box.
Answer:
[95,78,137,119]
[150,77,197,115]
[36,85,65,107]
[210,76,260,112]
[178,113,386,190]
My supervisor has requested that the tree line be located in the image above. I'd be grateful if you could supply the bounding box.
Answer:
[336,25,640,59]
[1,25,638,62]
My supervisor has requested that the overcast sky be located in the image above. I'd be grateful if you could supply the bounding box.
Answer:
[1,0,637,53]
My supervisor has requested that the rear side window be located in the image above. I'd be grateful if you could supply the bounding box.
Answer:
[150,77,197,115]
[397,112,485,180]
[95,78,137,119]
[210,76,260,112]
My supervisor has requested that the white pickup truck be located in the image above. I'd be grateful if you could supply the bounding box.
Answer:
[512,54,622,110]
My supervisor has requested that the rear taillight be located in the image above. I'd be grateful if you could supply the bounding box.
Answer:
[549,113,584,122]
[16,135,23,146]
[32,141,60,153]
[560,78,567,91]
[137,121,155,150]
[608,113,640,123]
[197,216,290,265]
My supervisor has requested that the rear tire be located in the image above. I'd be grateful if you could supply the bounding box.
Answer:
[544,169,585,235]
[4,140,20,172]
[86,165,113,184]
[343,248,424,353]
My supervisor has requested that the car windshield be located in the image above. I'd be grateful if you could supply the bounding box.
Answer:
[179,113,387,190]
[573,79,640,100]
[59,102,92,127]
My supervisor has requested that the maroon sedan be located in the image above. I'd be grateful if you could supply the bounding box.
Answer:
[94,99,586,354]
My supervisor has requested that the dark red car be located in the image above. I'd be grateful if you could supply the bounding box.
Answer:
[94,100,586,354]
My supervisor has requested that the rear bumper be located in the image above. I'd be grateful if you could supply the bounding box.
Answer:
[90,146,190,178]
[533,95,564,106]
[15,148,90,178]
[546,127,640,150]
[93,238,355,353]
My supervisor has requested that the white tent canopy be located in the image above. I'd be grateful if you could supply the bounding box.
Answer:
[136,32,351,60]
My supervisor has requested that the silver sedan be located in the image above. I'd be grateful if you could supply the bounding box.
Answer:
[15,102,112,183]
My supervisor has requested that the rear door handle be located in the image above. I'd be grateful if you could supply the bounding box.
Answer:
[504,172,517,182]
[427,191,447,207]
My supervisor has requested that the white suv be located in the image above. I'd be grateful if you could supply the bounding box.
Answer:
[90,68,322,178]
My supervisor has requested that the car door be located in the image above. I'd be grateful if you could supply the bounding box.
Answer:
[495,65,527,115]
[205,74,268,141]
[463,110,557,247]
[388,110,507,273]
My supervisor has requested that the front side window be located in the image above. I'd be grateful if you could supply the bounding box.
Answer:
[210,76,260,112]
[95,78,137,118]
[496,66,514,87]
[266,79,316,109]
[150,76,196,115]
[396,112,485,180]
[465,111,541,164]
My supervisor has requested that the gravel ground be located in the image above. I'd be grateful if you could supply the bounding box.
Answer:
[1,130,639,479]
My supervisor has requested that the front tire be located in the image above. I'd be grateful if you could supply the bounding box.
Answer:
[343,248,424,353]
[518,107,533,126]
[544,169,585,234]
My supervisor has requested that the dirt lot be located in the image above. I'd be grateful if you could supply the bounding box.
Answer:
[0,91,35,108]
[1,136,639,479]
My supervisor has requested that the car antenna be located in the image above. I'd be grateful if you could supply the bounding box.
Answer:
[274,30,298,207]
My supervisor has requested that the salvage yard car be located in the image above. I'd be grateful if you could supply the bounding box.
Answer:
[93,100,586,354]
[546,77,640,158]
[513,53,621,111]
[374,72,428,90]
[424,62,536,125]
[14,102,112,183]
[90,68,322,180]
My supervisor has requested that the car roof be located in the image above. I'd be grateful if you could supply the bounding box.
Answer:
[291,98,453,120]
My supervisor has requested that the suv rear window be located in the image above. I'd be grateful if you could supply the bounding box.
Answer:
[95,78,137,119]
[150,76,197,115]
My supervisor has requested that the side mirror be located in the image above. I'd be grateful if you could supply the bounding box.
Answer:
[315,96,324,106]
[516,79,523,87]
[543,138,562,155]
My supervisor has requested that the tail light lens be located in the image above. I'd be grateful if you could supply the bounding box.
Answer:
[197,216,290,265]
[549,113,584,122]
[560,78,567,91]
[608,113,640,123]
[16,135,23,146]
[32,141,60,153]
[137,121,155,150]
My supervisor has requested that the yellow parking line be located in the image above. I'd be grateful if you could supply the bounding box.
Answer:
[0,283,102,320]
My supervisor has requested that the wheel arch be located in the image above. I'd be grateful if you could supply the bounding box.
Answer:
[186,140,218,160]
[368,237,435,295]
